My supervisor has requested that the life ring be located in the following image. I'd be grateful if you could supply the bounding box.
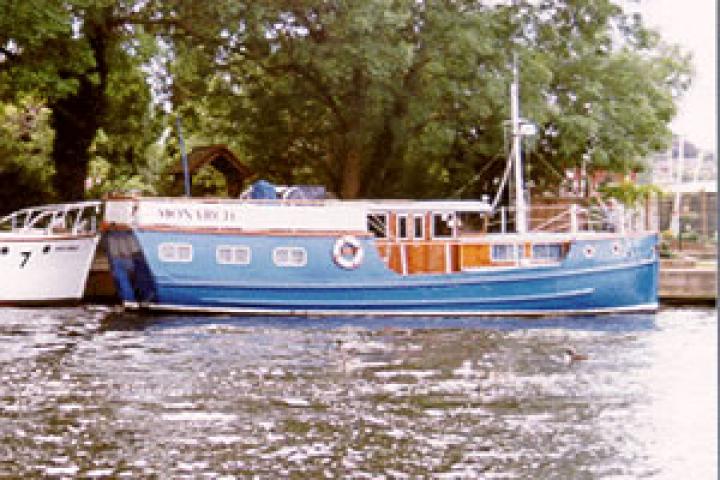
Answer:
[333,235,364,269]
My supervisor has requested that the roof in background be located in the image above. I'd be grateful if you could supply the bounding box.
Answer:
[169,145,252,177]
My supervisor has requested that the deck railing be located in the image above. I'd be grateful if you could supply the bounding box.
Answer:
[485,203,647,235]
[0,201,102,235]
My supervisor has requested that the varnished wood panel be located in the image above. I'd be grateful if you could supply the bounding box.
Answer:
[406,244,426,274]
[459,244,492,268]
[423,244,447,274]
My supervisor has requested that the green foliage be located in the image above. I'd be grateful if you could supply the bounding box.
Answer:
[516,0,690,193]
[180,0,691,199]
[0,1,94,101]
[189,164,229,197]
[190,1,510,198]
[0,0,194,201]
[598,180,662,207]
[85,28,163,197]
[0,0,694,203]
[0,99,56,212]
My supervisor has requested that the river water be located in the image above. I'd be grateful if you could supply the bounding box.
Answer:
[0,307,715,479]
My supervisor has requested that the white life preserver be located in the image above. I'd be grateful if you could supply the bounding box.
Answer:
[332,235,364,269]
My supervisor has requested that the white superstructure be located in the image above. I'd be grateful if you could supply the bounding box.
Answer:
[103,197,493,233]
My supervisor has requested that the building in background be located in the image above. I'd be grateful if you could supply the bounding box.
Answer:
[639,135,717,242]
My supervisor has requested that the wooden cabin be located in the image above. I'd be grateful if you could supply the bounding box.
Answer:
[169,145,252,197]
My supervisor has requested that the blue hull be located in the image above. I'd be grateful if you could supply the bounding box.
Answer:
[104,230,658,316]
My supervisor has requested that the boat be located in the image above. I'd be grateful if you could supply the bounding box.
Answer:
[0,201,102,304]
[101,63,658,317]
[101,191,657,316]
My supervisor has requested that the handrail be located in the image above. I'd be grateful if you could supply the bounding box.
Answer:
[526,203,644,234]
[531,209,571,233]
[0,201,102,235]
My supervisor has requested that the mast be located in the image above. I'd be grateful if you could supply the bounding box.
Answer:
[510,55,527,234]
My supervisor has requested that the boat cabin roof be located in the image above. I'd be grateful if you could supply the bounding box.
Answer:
[363,200,492,214]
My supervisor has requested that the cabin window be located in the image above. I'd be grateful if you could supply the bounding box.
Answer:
[532,243,563,261]
[397,215,409,239]
[158,242,193,263]
[216,245,251,265]
[273,247,307,267]
[432,213,454,238]
[457,212,485,234]
[413,215,424,239]
[367,214,388,238]
[398,214,424,240]
[491,244,523,262]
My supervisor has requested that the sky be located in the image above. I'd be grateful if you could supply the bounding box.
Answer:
[632,0,717,151]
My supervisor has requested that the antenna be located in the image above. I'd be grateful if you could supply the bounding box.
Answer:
[176,116,191,197]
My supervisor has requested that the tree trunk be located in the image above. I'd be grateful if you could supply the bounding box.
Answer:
[340,149,362,199]
[49,78,102,200]
[49,19,109,201]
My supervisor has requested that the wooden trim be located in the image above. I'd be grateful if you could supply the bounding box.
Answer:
[101,222,134,231]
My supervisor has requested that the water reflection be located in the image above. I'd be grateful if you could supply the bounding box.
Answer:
[0,307,715,478]
[101,310,660,332]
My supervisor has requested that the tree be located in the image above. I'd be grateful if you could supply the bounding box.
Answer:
[185,0,689,200]
[0,0,208,201]
[188,1,507,198]
[509,0,691,195]
[0,0,691,203]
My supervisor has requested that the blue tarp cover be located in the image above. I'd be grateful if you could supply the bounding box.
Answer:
[249,180,277,199]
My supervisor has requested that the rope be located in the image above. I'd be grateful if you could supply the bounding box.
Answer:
[489,143,514,211]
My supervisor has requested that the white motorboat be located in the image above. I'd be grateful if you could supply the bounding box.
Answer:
[0,201,101,304]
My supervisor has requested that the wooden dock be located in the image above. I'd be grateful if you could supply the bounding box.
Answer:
[84,251,117,302]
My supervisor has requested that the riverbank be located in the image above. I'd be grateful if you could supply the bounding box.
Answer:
[659,257,717,305]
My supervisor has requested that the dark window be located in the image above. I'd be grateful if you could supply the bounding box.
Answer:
[398,216,408,239]
[432,214,453,238]
[413,215,424,239]
[367,214,388,238]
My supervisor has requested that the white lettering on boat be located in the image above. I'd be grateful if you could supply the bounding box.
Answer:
[130,200,367,232]
[156,206,238,225]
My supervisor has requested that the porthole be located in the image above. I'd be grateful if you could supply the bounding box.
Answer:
[273,247,307,267]
[216,245,251,265]
[583,245,596,258]
[611,242,622,256]
[158,242,193,263]
[42,245,51,254]
[0,247,7,255]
